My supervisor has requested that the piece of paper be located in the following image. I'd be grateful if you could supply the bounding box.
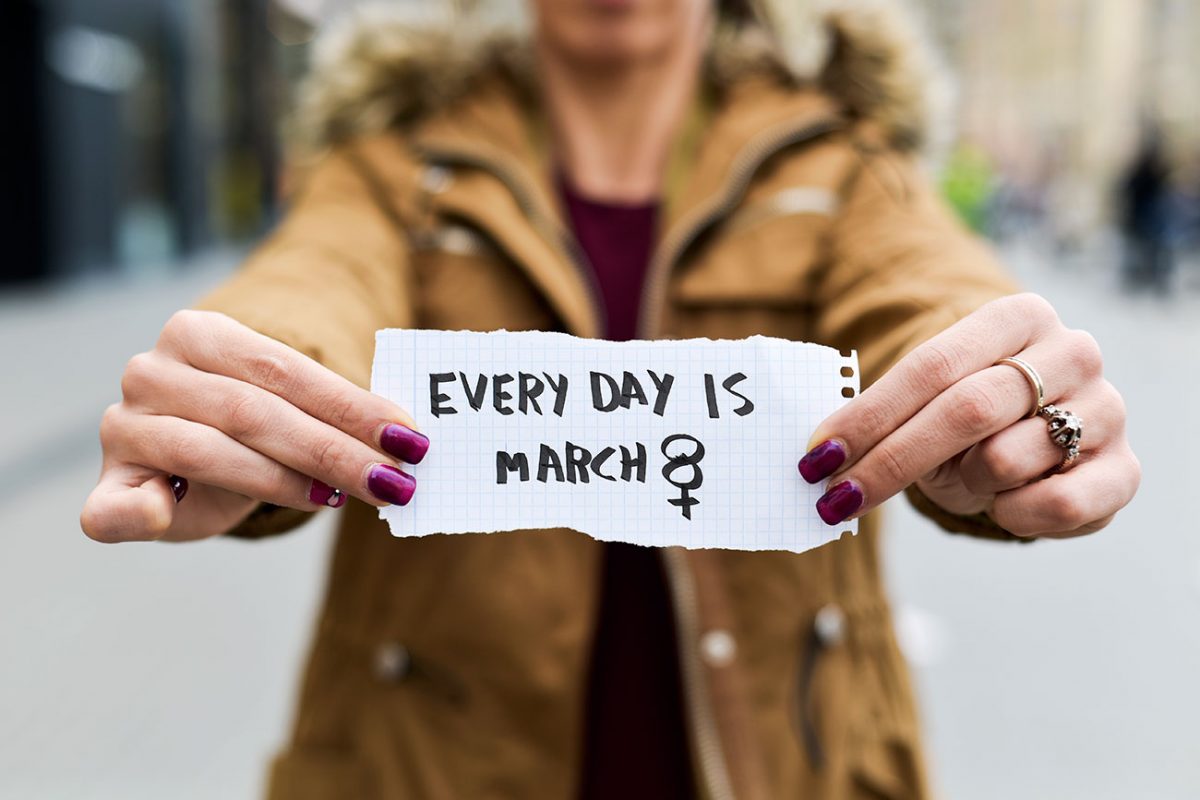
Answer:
[371,330,859,553]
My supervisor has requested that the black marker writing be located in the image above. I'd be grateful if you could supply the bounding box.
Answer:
[590,370,675,415]
[431,372,569,417]
[661,434,705,520]
[496,442,647,484]
[703,372,755,418]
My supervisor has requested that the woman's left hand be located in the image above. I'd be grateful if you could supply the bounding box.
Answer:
[798,293,1140,537]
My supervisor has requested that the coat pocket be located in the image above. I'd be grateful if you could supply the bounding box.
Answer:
[799,601,930,800]
[847,725,926,800]
[844,638,930,800]
[265,747,379,800]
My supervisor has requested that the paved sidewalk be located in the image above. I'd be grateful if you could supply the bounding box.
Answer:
[0,258,335,800]
[886,244,1200,799]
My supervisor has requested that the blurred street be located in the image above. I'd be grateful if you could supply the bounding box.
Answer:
[0,243,1196,799]
[3,0,1196,797]
[887,240,1200,799]
[0,255,334,800]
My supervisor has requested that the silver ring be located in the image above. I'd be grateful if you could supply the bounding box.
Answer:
[1039,404,1083,472]
[994,357,1045,419]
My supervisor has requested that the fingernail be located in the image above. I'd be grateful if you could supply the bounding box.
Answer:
[168,475,188,503]
[368,464,416,506]
[380,424,429,464]
[798,440,846,483]
[308,479,346,508]
[816,480,863,525]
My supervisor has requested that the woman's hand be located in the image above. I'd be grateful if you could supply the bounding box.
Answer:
[81,310,428,543]
[798,293,1140,537]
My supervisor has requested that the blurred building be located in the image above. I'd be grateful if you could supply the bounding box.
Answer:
[7,0,1199,288]
[2,0,285,287]
[922,0,1200,239]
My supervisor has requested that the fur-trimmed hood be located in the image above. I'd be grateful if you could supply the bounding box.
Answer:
[293,0,952,155]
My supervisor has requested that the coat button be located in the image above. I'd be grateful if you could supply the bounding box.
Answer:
[699,629,737,667]
[814,604,846,647]
[374,641,411,682]
[421,165,452,194]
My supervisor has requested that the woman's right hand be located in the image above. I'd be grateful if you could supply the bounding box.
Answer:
[81,310,428,543]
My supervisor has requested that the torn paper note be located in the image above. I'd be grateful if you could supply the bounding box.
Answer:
[370,330,859,553]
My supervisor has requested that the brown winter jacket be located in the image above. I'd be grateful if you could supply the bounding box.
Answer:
[198,6,1021,800]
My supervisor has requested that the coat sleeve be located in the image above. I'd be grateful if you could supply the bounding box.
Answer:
[813,135,1028,541]
[194,142,416,538]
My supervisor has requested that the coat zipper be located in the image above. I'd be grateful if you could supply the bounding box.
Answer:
[649,114,841,800]
[662,547,737,800]
[635,114,843,340]
[418,112,842,800]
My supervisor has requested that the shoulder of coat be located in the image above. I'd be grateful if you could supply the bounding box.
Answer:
[292,0,953,158]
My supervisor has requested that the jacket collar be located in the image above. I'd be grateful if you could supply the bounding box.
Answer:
[405,75,843,339]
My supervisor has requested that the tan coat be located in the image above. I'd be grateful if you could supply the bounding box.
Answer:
[199,6,1021,799]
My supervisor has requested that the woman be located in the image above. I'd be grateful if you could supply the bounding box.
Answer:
[81,0,1140,797]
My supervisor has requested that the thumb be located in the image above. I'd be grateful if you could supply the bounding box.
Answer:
[81,461,178,543]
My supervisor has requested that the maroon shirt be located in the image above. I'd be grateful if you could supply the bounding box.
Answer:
[560,177,695,799]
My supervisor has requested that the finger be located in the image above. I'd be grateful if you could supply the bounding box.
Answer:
[81,461,177,543]
[104,405,342,511]
[123,358,413,507]
[155,311,429,464]
[959,380,1125,495]
[801,294,1061,480]
[991,448,1141,537]
[813,334,1101,524]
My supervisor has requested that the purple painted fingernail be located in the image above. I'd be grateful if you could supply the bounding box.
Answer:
[308,479,346,508]
[368,464,416,506]
[798,440,846,483]
[168,475,188,503]
[380,424,429,464]
[816,480,863,525]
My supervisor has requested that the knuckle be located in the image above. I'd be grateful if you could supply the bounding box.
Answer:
[222,390,271,439]
[1008,292,1057,325]
[120,352,157,400]
[246,351,294,393]
[1066,329,1104,375]
[99,404,125,448]
[952,381,1001,435]
[322,390,359,432]
[1087,381,1128,440]
[165,430,210,476]
[977,438,1024,485]
[849,389,891,441]
[871,443,911,488]
[161,309,230,350]
[163,309,203,341]
[919,341,969,388]
[1004,518,1039,539]
[1042,486,1086,531]
[1098,380,1126,424]
[308,436,347,479]
[1124,448,1143,490]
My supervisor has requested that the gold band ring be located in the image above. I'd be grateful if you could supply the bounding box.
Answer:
[994,357,1045,419]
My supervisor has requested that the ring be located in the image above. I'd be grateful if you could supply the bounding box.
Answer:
[1039,404,1083,471]
[994,357,1045,419]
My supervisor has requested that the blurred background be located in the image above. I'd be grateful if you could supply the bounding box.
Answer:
[0,0,1196,798]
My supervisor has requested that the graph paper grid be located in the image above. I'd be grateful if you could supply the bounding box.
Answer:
[371,329,859,553]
